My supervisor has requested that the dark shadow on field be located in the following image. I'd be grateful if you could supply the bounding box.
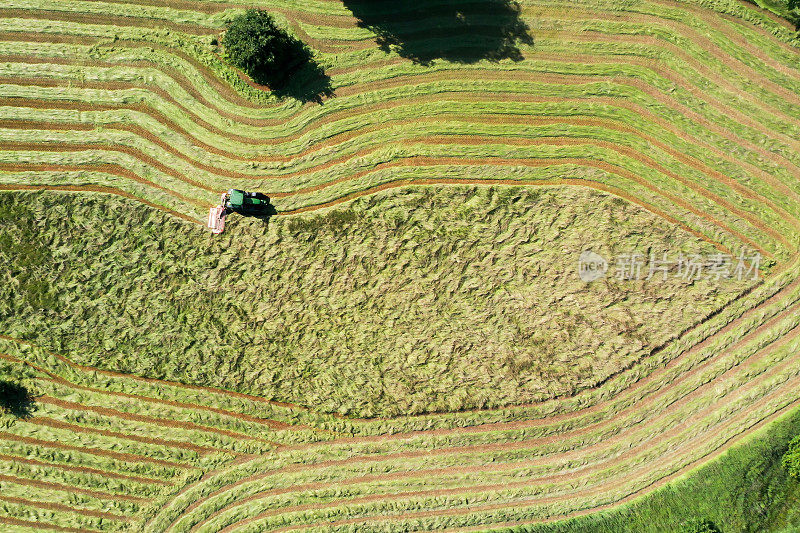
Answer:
[0,380,36,419]
[233,204,278,230]
[254,204,279,223]
[342,0,533,64]
[249,39,334,104]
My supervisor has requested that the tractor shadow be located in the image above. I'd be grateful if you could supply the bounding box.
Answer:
[247,39,334,104]
[342,0,533,64]
[0,380,36,419]
[252,204,279,228]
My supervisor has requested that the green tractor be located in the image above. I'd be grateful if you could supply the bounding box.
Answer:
[208,189,271,233]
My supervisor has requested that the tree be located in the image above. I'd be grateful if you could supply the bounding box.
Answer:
[221,10,333,102]
[222,10,304,87]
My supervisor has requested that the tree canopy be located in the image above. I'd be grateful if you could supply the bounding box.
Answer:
[223,10,304,87]
[222,10,333,102]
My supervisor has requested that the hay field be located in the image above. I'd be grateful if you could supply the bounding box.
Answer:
[2,0,800,530]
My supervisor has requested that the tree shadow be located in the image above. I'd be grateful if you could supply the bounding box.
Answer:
[249,40,334,104]
[0,380,36,419]
[342,0,533,64]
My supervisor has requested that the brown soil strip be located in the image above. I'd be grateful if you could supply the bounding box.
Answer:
[2,116,772,254]
[0,495,132,521]
[714,17,800,81]
[5,35,800,170]
[37,395,277,446]
[6,83,798,221]
[39,375,297,430]
[657,0,797,32]
[0,8,220,35]
[3,72,796,233]
[77,0,360,29]
[8,1,798,138]
[0,161,209,208]
[0,515,101,533]
[4,48,797,189]
[0,141,215,193]
[3,110,793,251]
[0,31,102,45]
[0,473,148,502]
[3,133,785,253]
[527,5,800,127]
[0,345,304,432]
[0,431,193,469]
[555,31,800,123]
[27,415,223,455]
[0,452,172,486]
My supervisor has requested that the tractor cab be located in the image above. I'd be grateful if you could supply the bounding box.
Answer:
[223,189,271,217]
[207,189,271,234]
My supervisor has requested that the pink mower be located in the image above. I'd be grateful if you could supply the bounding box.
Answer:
[207,205,226,234]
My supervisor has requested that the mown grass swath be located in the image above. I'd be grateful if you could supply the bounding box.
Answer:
[2,0,800,530]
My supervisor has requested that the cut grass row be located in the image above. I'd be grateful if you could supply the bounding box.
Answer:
[147,266,796,528]
[3,0,800,529]
[145,251,800,524]
[3,41,796,185]
[162,317,800,529]
[6,43,791,162]
[3,66,796,235]
[3,8,796,156]
[1,136,788,258]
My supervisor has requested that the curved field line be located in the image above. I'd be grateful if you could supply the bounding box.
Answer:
[26,415,226,455]
[0,158,754,257]
[173,312,800,530]
[0,430,196,469]
[3,55,796,186]
[3,0,800,529]
[0,495,132,522]
[0,473,148,502]
[5,32,799,157]
[0,515,101,533]
[266,380,800,531]
[161,274,800,528]
[0,452,173,486]
[2,135,785,252]
[0,8,220,35]
[0,348,301,431]
[226,379,800,532]
[2,111,793,242]
[36,396,278,447]
[3,72,796,214]
[0,183,204,221]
